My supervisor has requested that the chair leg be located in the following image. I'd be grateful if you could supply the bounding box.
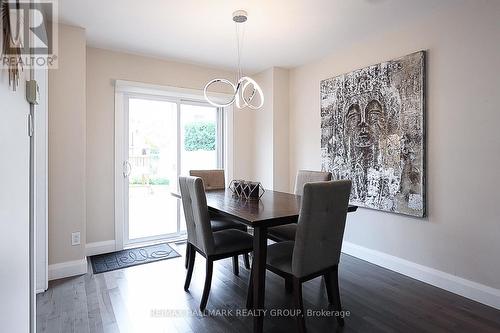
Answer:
[293,278,307,333]
[232,256,239,276]
[324,272,333,303]
[285,277,293,294]
[326,266,344,327]
[200,258,213,312]
[243,253,251,269]
[184,244,190,269]
[184,244,196,291]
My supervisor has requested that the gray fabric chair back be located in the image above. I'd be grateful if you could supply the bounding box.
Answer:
[189,169,225,190]
[179,176,215,255]
[294,170,332,196]
[292,180,352,278]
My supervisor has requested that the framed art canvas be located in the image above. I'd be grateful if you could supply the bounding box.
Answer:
[320,51,425,217]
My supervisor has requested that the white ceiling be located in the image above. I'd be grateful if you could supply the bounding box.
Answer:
[58,0,461,73]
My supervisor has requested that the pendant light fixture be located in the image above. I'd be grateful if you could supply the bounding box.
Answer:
[204,10,264,110]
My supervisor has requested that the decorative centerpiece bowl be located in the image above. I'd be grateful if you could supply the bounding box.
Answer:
[229,180,265,200]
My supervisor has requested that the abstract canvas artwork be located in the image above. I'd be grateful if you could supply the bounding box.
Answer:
[320,51,425,217]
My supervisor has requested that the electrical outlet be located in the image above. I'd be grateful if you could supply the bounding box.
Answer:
[71,232,81,246]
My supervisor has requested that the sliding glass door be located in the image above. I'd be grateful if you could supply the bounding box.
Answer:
[180,103,221,175]
[123,95,222,245]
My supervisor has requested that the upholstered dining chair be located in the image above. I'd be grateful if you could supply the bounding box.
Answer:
[189,169,226,190]
[267,170,332,242]
[186,169,251,271]
[247,180,352,332]
[180,176,254,311]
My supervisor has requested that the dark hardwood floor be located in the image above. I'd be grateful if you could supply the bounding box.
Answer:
[37,243,500,333]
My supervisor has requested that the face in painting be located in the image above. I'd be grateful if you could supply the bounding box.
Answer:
[345,99,386,149]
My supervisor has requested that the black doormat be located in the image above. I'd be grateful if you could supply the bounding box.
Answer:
[90,243,181,274]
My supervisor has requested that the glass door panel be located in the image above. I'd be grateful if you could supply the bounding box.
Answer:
[127,98,178,242]
[179,103,220,232]
[123,97,223,245]
[180,104,220,176]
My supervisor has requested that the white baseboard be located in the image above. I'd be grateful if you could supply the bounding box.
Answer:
[48,258,88,281]
[85,240,116,256]
[342,241,500,310]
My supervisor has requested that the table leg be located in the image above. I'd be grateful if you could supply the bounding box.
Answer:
[252,226,267,333]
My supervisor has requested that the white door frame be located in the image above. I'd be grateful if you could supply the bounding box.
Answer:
[34,65,48,293]
[122,93,183,246]
[114,80,234,251]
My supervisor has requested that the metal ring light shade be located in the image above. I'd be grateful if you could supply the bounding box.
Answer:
[238,76,264,110]
[203,78,237,107]
[204,9,264,110]
[204,76,264,110]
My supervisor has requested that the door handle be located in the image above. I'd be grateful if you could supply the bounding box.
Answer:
[123,160,132,178]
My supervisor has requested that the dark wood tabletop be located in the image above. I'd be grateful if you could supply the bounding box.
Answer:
[206,189,302,227]
[173,189,358,227]
[206,189,357,225]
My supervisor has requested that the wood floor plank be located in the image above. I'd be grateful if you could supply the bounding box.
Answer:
[38,244,500,333]
[84,272,105,333]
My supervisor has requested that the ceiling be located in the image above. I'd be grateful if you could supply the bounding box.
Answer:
[58,0,461,73]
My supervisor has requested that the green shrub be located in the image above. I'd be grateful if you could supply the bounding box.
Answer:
[184,122,216,151]
[149,177,170,185]
[130,177,170,185]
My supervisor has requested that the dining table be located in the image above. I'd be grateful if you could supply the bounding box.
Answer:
[173,188,358,333]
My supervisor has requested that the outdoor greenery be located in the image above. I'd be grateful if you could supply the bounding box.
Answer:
[130,177,170,186]
[184,122,216,151]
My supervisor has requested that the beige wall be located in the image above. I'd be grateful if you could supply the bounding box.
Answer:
[289,1,500,289]
[86,47,235,243]
[252,68,274,189]
[48,25,87,264]
[247,67,290,191]
[272,68,290,192]
[233,109,255,181]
